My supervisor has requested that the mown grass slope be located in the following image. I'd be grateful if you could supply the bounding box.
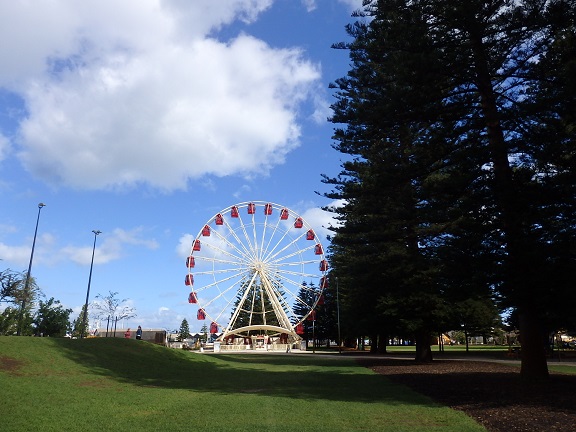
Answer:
[0,337,486,431]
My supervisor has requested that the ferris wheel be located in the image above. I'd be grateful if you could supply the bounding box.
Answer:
[184,201,328,341]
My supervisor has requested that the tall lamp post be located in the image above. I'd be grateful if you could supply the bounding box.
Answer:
[336,276,341,354]
[17,203,46,336]
[81,229,101,338]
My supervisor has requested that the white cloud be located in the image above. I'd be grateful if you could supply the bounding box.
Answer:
[337,0,365,10]
[162,0,274,37]
[301,0,318,12]
[0,1,323,191]
[0,242,31,266]
[62,227,159,265]
[176,233,195,259]
[0,228,159,268]
[131,306,190,332]
[232,184,252,199]
[0,232,55,267]
[299,200,342,242]
[0,133,9,162]
[0,223,17,235]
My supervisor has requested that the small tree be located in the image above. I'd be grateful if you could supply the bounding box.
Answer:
[92,291,136,325]
[177,318,191,342]
[72,304,89,338]
[0,307,21,335]
[200,323,208,343]
[34,297,72,337]
[0,269,42,335]
[0,269,23,304]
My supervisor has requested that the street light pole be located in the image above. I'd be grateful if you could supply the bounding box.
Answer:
[336,276,341,354]
[17,203,46,336]
[81,230,101,338]
[312,315,316,354]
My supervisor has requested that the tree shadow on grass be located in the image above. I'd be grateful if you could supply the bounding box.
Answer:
[53,338,438,406]
[358,357,576,415]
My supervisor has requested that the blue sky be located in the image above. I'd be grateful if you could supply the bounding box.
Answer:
[0,0,359,332]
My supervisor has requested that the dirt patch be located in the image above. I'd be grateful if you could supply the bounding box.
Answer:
[358,357,576,432]
[0,355,25,375]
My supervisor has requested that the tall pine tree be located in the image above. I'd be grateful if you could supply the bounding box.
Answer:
[325,0,576,377]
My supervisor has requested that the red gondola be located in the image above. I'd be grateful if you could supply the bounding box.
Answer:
[188,292,198,304]
[319,259,328,271]
[306,229,315,240]
[296,323,304,335]
[294,217,303,228]
[247,202,256,214]
[314,244,323,255]
[317,294,325,306]
[202,225,211,236]
[210,322,218,334]
[197,309,206,320]
[185,274,194,286]
[193,239,201,251]
[264,203,273,215]
[186,256,195,268]
[307,310,316,321]
[215,213,224,225]
[280,208,289,220]
[320,276,328,288]
[231,206,239,218]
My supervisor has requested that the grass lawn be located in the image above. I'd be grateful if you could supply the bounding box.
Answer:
[382,344,511,355]
[0,337,486,432]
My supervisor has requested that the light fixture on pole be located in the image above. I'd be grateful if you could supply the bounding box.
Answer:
[17,203,46,336]
[81,229,101,338]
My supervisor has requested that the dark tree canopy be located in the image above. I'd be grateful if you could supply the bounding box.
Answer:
[324,0,576,378]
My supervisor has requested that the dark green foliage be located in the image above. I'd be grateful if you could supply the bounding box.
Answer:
[325,0,576,376]
[177,318,191,341]
[0,269,23,304]
[0,307,25,335]
[0,269,42,335]
[33,297,72,337]
[293,282,334,347]
[71,304,89,338]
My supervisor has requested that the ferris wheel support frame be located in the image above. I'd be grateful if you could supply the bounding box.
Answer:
[219,269,300,341]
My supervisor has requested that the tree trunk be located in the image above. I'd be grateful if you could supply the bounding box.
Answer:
[370,332,380,353]
[468,23,549,380]
[378,333,388,354]
[415,331,433,363]
[519,307,549,380]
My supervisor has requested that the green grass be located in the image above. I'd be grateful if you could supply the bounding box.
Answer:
[383,344,509,353]
[547,364,576,375]
[0,337,486,432]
